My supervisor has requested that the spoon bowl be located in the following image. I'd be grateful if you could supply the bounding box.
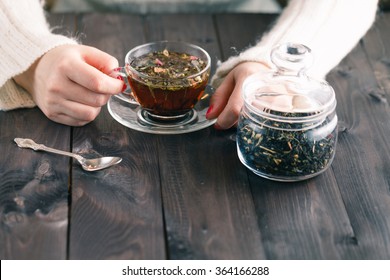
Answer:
[78,156,123,171]
[14,138,122,171]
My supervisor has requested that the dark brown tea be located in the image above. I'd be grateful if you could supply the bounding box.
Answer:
[126,49,209,117]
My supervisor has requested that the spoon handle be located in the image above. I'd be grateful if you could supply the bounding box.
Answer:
[14,138,83,161]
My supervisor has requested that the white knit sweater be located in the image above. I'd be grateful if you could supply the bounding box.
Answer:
[211,0,378,88]
[0,0,77,110]
[0,0,378,111]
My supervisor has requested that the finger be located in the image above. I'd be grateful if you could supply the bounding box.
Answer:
[215,78,246,129]
[48,99,102,125]
[58,80,111,108]
[66,48,124,95]
[68,62,124,95]
[48,113,93,127]
[81,46,119,74]
[206,72,235,119]
[215,93,243,129]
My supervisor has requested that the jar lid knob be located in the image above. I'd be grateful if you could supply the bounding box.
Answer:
[270,43,313,75]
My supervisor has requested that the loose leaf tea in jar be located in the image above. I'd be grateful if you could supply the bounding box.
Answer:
[237,43,338,182]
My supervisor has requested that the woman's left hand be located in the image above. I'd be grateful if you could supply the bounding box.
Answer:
[206,61,269,129]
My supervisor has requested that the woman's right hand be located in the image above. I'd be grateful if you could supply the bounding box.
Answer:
[14,45,125,126]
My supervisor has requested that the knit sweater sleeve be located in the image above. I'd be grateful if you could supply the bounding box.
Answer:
[0,0,78,111]
[211,0,379,88]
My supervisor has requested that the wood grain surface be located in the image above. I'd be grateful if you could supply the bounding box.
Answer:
[1,12,389,260]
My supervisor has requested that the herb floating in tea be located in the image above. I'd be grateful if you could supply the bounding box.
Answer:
[130,49,207,82]
[127,49,209,116]
[237,110,337,178]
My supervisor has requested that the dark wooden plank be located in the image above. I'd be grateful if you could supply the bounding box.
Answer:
[0,109,71,259]
[75,13,146,61]
[157,130,265,259]
[145,14,265,259]
[362,12,390,104]
[248,174,357,259]
[215,13,277,61]
[0,13,74,260]
[68,13,166,259]
[325,12,390,259]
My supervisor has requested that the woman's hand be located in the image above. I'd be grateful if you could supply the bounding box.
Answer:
[14,45,125,126]
[206,61,269,129]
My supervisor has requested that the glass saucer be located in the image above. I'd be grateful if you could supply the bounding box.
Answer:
[107,87,216,135]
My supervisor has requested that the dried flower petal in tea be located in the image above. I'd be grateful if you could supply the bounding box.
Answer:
[130,50,207,81]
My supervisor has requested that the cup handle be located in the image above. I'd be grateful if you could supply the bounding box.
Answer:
[109,67,139,105]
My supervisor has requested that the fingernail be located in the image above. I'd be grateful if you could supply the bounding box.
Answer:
[116,75,124,81]
[206,105,213,118]
[122,83,127,92]
[214,123,223,130]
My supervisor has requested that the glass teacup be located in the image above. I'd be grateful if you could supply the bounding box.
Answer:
[114,41,211,122]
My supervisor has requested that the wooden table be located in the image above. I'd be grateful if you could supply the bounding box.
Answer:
[1,12,390,260]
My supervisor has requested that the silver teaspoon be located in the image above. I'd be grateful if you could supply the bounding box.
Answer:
[14,138,122,171]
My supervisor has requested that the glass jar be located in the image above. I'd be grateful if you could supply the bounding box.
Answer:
[237,43,338,182]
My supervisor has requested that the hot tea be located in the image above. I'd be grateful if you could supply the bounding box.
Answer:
[126,47,209,118]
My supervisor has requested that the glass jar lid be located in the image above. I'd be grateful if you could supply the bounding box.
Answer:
[243,43,336,120]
